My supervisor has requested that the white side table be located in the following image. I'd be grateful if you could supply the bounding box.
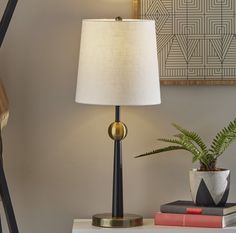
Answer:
[73,219,236,233]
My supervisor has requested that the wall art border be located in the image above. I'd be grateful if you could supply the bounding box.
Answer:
[133,0,236,85]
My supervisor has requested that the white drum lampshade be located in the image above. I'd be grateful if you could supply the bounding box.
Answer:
[75,19,161,106]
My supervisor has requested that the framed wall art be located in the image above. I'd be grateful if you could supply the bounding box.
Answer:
[133,0,236,85]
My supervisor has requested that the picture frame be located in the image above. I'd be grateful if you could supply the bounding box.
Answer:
[133,0,236,85]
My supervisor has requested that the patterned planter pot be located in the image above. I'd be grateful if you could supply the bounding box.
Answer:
[189,169,230,207]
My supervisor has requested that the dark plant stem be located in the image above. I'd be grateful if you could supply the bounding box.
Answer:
[200,161,217,171]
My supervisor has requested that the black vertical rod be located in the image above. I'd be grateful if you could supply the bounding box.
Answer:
[0,131,19,233]
[115,106,120,122]
[0,0,18,47]
[0,0,19,232]
[112,106,124,217]
[0,215,2,233]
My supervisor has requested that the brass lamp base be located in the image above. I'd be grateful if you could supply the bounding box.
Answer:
[92,213,143,228]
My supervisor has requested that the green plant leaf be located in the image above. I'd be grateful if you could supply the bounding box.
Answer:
[172,123,207,152]
[135,119,236,171]
[210,118,236,158]
[135,146,185,158]
[158,138,183,144]
[159,135,202,159]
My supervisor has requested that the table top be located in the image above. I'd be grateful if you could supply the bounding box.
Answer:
[72,219,236,233]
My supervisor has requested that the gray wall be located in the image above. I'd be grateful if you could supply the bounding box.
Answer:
[0,0,236,233]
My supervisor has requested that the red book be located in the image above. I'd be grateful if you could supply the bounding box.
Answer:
[155,212,236,228]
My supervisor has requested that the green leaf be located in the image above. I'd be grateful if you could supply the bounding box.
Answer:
[135,146,185,158]
[158,138,183,144]
[135,119,236,171]
[210,118,236,158]
[172,123,207,152]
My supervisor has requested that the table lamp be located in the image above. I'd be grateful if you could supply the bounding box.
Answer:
[75,17,161,228]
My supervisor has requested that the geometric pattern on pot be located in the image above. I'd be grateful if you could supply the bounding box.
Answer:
[190,169,230,206]
[195,177,230,206]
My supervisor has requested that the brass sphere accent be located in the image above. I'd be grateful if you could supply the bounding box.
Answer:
[108,121,128,141]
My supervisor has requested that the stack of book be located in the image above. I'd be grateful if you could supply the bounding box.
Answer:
[155,200,236,228]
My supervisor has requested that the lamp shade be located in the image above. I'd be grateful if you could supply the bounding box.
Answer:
[75,19,161,106]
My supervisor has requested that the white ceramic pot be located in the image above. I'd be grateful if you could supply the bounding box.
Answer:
[189,169,230,206]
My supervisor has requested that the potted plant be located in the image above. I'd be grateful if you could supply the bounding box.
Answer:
[135,119,236,207]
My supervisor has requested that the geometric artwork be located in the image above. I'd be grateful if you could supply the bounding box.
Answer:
[133,0,236,85]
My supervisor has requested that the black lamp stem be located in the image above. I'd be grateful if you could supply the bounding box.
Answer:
[112,106,123,217]
[92,106,143,227]
[115,106,120,121]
